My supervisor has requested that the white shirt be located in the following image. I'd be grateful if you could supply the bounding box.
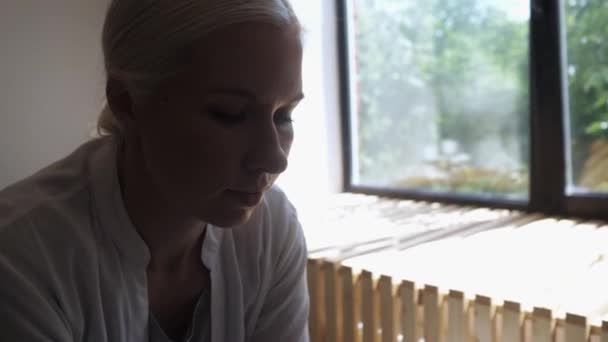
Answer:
[0,137,310,342]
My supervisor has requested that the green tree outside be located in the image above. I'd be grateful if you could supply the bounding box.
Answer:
[353,0,608,195]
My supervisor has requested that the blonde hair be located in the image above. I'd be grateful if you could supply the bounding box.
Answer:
[97,0,301,136]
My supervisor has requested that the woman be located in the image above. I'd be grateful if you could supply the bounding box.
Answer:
[0,1,309,341]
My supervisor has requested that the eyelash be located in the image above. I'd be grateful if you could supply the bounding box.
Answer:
[208,110,294,127]
[274,113,294,126]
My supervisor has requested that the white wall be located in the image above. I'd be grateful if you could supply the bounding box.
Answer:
[277,0,343,212]
[0,0,109,187]
[0,1,343,207]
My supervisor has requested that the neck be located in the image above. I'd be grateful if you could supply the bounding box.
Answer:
[117,137,206,272]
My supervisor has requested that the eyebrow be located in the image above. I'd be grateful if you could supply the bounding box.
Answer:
[207,86,305,103]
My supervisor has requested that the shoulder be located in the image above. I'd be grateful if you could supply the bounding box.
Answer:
[226,185,307,286]
[0,138,110,287]
[0,137,110,229]
[262,186,305,253]
[235,187,310,341]
[232,185,305,259]
[260,185,299,232]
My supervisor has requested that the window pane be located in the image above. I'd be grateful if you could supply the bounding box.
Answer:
[348,0,530,200]
[563,0,608,194]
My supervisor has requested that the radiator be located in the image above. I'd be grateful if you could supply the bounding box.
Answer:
[303,194,608,342]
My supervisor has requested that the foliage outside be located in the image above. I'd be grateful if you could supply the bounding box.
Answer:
[352,0,608,196]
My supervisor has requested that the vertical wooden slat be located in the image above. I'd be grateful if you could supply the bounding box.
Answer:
[466,300,475,342]
[440,294,448,342]
[532,308,552,342]
[338,266,355,342]
[588,326,601,342]
[493,306,502,342]
[355,272,363,342]
[360,271,376,342]
[308,259,324,342]
[417,290,425,342]
[502,301,522,342]
[392,284,402,342]
[522,312,533,342]
[323,261,338,342]
[474,295,492,342]
[377,276,395,342]
[554,319,566,342]
[447,290,465,342]
[424,285,440,342]
[374,278,381,342]
[335,265,343,342]
[397,281,416,342]
[565,314,587,342]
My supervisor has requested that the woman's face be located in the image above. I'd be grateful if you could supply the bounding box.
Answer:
[132,22,303,228]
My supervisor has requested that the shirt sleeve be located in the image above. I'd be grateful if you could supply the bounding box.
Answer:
[249,214,310,342]
[0,223,72,341]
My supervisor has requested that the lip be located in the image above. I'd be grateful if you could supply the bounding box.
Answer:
[226,189,264,207]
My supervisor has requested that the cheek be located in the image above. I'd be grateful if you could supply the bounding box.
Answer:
[138,112,240,197]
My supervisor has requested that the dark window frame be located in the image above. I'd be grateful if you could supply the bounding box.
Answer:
[337,0,608,220]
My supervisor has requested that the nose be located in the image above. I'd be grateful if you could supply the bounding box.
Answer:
[245,120,290,175]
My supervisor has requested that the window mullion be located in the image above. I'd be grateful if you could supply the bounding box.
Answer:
[337,0,354,192]
[529,0,567,215]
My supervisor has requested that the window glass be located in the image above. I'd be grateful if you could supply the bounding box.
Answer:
[563,0,608,194]
[349,0,530,200]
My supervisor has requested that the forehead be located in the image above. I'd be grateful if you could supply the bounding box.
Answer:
[177,22,303,103]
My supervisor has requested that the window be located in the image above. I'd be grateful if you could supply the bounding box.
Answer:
[338,0,608,219]
[563,0,608,194]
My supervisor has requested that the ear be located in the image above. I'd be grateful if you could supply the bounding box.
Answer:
[106,77,136,129]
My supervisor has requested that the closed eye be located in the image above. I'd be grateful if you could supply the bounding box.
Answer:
[207,108,295,127]
[274,111,294,126]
